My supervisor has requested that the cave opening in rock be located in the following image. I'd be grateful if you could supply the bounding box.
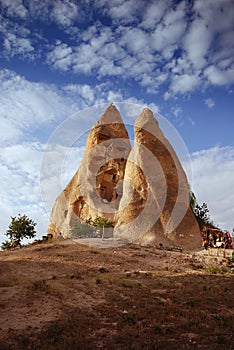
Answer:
[97,168,120,202]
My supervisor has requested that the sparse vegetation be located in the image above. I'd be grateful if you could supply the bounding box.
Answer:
[71,215,113,238]
[189,190,213,229]
[193,202,212,229]
[1,239,14,250]
[206,265,231,275]
[90,215,113,228]
[31,279,49,292]
[0,242,233,349]
[1,214,36,250]
[70,219,94,238]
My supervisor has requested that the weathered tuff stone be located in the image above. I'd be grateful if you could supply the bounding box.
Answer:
[114,108,201,250]
[47,103,131,239]
[47,104,201,250]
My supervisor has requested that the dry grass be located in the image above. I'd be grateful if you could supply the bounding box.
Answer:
[0,241,233,349]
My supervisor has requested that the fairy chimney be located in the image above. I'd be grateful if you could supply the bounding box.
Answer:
[114,108,201,250]
[47,103,131,239]
[47,104,201,250]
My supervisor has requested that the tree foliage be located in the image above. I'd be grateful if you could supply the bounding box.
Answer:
[70,220,94,238]
[71,216,113,238]
[189,190,197,210]
[189,188,213,229]
[90,216,113,228]
[1,239,14,250]
[5,214,37,242]
[193,202,211,229]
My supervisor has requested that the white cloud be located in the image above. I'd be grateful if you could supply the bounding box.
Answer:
[98,60,123,77]
[3,33,34,57]
[72,43,104,74]
[171,105,183,126]
[139,71,168,94]
[169,57,192,76]
[0,0,28,19]
[107,90,123,102]
[204,65,234,86]
[89,26,113,51]
[0,69,73,144]
[63,84,95,104]
[47,42,73,71]
[190,146,234,231]
[194,0,234,33]
[101,0,142,24]
[0,15,34,59]
[218,58,233,70]
[0,70,94,235]
[170,74,200,94]
[172,105,182,118]
[0,118,23,144]
[151,2,187,53]
[0,143,42,179]
[141,0,167,29]
[120,27,150,54]
[40,143,85,214]
[183,18,212,69]
[0,142,48,241]
[204,98,215,108]
[26,0,52,21]
[164,1,186,26]
[24,0,79,27]
[0,0,234,96]
[51,0,78,27]
[61,146,86,188]
[47,25,157,81]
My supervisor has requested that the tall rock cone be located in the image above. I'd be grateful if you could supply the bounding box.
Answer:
[47,103,131,239]
[114,108,201,250]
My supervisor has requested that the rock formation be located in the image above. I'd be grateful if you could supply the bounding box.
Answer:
[47,104,201,250]
[47,103,131,239]
[114,108,201,250]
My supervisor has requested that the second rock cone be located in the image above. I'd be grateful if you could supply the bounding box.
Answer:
[114,108,201,250]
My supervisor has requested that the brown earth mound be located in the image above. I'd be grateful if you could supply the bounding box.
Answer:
[0,241,233,349]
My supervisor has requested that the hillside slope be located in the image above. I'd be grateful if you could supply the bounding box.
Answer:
[0,241,233,349]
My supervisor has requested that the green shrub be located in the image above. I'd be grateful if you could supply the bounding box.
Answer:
[70,220,94,238]
[70,216,113,238]
[1,239,14,250]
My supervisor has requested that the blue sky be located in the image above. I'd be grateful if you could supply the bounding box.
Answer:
[0,0,234,242]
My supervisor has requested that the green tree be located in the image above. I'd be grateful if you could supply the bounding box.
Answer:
[91,216,114,239]
[193,202,211,229]
[4,214,37,247]
[92,216,113,228]
[70,216,113,239]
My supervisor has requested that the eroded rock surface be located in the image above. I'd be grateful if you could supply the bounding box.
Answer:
[47,104,201,250]
[114,108,201,250]
[47,103,131,239]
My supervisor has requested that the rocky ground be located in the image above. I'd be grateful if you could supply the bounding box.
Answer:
[0,240,233,350]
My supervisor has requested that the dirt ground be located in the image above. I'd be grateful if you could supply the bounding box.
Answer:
[0,240,233,350]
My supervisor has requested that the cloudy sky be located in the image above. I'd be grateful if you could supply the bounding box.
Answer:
[0,0,234,243]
